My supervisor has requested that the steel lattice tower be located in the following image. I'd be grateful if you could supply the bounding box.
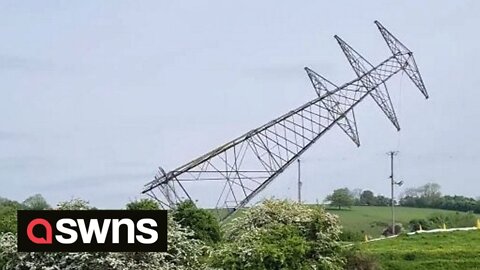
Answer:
[142,21,429,218]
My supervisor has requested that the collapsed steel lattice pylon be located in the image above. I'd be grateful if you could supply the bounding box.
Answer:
[142,21,429,218]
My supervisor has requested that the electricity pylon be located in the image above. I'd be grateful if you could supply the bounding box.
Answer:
[142,21,429,219]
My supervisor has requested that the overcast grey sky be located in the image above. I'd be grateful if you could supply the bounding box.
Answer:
[1,1,479,208]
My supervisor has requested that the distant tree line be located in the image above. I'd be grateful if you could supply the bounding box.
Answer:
[325,188,391,209]
[356,190,391,206]
[0,194,51,233]
[399,183,480,213]
[325,183,480,214]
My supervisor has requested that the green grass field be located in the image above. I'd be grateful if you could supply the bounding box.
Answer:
[326,206,474,237]
[360,230,480,269]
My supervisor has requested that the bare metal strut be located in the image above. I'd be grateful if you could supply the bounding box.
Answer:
[142,21,429,218]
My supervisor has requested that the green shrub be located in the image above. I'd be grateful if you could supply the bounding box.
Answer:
[172,200,222,245]
[0,198,24,234]
[403,252,416,261]
[125,198,159,210]
[339,230,364,242]
[344,248,381,270]
[0,207,17,234]
[408,218,433,231]
[211,199,345,270]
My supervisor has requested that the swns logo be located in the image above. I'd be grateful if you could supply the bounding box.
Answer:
[17,210,167,252]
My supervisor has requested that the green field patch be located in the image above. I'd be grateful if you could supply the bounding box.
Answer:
[360,230,480,270]
[326,206,476,237]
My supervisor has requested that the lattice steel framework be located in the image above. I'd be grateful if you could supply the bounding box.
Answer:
[142,21,429,218]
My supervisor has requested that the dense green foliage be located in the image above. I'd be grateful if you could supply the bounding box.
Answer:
[0,194,50,234]
[362,231,480,269]
[211,199,345,270]
[401,194,480,213]
[326,188,355,209]
[343,248,381,270]
[326,188,390,208]
[0,198,208,270]
[2,190,480,269]
[357,190,390,206]
[172,200,222,244]
[126,198,160,210]
[0,200,19,233]
[339,229,365,242]
[400,183,480,213]
[22,194,51,210]
[336,183,480,212]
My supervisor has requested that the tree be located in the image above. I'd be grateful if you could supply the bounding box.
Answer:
[359,190,375,206]
[420,183,442,206]
[421,183,441,198]
[351,188,363,205]
[402,187,422,198]
[0,198,22,209]
[374,195,391,206]
[126,198,159,210]
[326,188,354,209]
[211,199,345,270]
[0,198,22,233]
[0,208,17,234]
[400,183,442,208]
[22,194,50,210]
[172,200,221,244]
[56,198,93,210]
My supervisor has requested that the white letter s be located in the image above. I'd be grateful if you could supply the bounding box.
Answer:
[56,218,78,244]
[136,218,158,244]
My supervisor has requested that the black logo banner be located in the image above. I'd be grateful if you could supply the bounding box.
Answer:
[17,210,167,252]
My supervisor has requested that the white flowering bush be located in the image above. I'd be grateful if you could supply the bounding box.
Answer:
[0,199,209,270]
[211,199,345,270]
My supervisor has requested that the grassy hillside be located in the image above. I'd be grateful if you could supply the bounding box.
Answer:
[327,206,472,237]
[361,230,480,269]
[216,205,477,237]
